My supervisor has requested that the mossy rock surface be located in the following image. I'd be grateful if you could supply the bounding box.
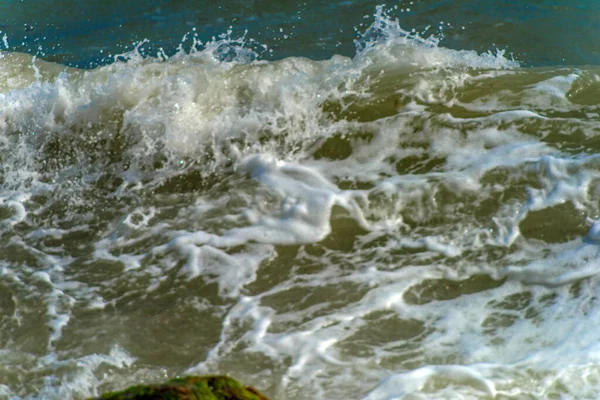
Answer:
[90,375,270,400]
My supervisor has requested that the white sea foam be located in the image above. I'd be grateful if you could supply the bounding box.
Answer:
[4,7,600,400]
[28,346,136,400]
[364,365,497,400]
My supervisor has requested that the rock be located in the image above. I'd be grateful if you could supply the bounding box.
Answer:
[90,375,270,400]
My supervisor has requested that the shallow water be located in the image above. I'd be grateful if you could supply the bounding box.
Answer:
[3,2,600,399]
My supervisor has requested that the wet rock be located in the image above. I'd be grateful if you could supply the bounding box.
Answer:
[90,375,270,400]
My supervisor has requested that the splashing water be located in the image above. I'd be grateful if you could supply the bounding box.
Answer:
[3,5,600,400]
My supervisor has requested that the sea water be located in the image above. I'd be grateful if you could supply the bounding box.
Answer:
[2,1,600,399]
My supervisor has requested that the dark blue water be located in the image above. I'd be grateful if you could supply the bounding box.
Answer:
[3,0,600,67]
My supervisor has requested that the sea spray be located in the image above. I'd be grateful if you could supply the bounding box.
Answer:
[3,6,600,400]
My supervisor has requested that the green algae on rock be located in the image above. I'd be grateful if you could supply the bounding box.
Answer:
[90,375,270,400]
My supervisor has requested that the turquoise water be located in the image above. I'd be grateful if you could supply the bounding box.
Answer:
[4,1,600,399]
[3,1,600,66]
